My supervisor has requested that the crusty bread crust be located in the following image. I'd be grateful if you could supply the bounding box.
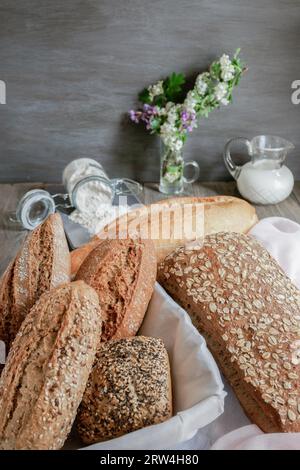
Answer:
[0,262,15,348]
[75,237,156,343]
[0,281,101,450]
[70,195,258,276]
[77,336,172,444]
[159,232,300,433]
[0,213,70,348]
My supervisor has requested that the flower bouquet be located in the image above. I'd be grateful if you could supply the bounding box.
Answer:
[129,50,245,194]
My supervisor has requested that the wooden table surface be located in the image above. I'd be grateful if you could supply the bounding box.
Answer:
[1,181,300,275]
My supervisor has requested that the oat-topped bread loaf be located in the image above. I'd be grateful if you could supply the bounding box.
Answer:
[0,281,101,450]
[0,213,70,349]
[158,232,300,433]
[77,336,172,444]
[75,237,156,343]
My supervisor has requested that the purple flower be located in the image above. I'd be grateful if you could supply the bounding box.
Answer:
[180,109,196,133]
[181,110,189,122]
[142,104,158,116]
[129,105,159,129]
[141,104,159,125]
[129,110,142,123]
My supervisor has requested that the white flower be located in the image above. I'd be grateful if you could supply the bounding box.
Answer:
[195,73,208,95]
[220,97,229,106]
[160,121,175,136]
[222,70,234,81]
[161,135,182,153]
[148,80,164,100]
[220,54,231,68]
[219,54,235,82]
[221,65,235,81]
[214,82,228,102]
[160,119,183,153]
[166,101,174,111]
[184,90,197,112]
[173,139,183,151]
[157,107,167,116]
[186,90,197,101]
[167,107,179,125]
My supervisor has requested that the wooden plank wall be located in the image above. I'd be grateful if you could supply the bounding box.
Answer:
[0,0,299,182]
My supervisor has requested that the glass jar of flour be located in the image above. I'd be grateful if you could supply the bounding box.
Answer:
[62,158,142,212]
[63,158,114,212]
[11,158,142,230]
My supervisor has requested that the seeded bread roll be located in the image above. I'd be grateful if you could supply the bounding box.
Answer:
[77,336,172,444]
[158,232,300,433]
[0,281,101,450]
[75,238,156,343]
[0,213,70,349]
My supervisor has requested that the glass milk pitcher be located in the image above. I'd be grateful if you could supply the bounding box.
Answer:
[223,135,295,204]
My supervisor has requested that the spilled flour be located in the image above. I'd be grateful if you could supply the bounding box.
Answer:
[70,203,129,235]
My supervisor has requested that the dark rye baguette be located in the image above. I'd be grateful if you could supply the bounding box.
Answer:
[158,232,300,433]
[0,281,101,450]
[77,336,172,444]
[75,237,156,343]
[0,213,70,348]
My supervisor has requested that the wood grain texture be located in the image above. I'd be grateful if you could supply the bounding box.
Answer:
[1,182,300,276]
[0,0,300,182]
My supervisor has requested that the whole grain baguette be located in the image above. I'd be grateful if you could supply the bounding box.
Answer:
[75,237,156,343]
[0,281,101,450]
[158,232,300,433]
[0,213,70,348]
[77,336,172,445]
[70,195,258,276]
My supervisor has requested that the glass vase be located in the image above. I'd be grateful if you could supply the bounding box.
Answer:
[159,141,200,195]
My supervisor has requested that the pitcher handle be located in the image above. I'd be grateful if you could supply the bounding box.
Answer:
[223,137,252,180]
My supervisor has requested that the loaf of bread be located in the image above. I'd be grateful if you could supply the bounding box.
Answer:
[158,232,300,433]
[77,336,172,444]
[0,213,70,349]
[75,237,156,342]
[70,195,258,276]
[0,281,101,450]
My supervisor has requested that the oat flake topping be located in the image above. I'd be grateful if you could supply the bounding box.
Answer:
[159,232,300,430]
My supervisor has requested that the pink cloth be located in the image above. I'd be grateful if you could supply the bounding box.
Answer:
[211,217,300,450]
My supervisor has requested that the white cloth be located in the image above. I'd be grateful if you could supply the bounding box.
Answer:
[250,216,300,289]
[211,425,300,450]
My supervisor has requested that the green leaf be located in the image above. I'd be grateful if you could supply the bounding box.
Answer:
[210,61,221,80]
[163,72,186,102]
[150,118,160,131]
[153,94,165,107]
[167,165,181,174]
[138,88,152,104]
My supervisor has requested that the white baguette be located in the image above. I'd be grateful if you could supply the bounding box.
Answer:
[71,195,258,275]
